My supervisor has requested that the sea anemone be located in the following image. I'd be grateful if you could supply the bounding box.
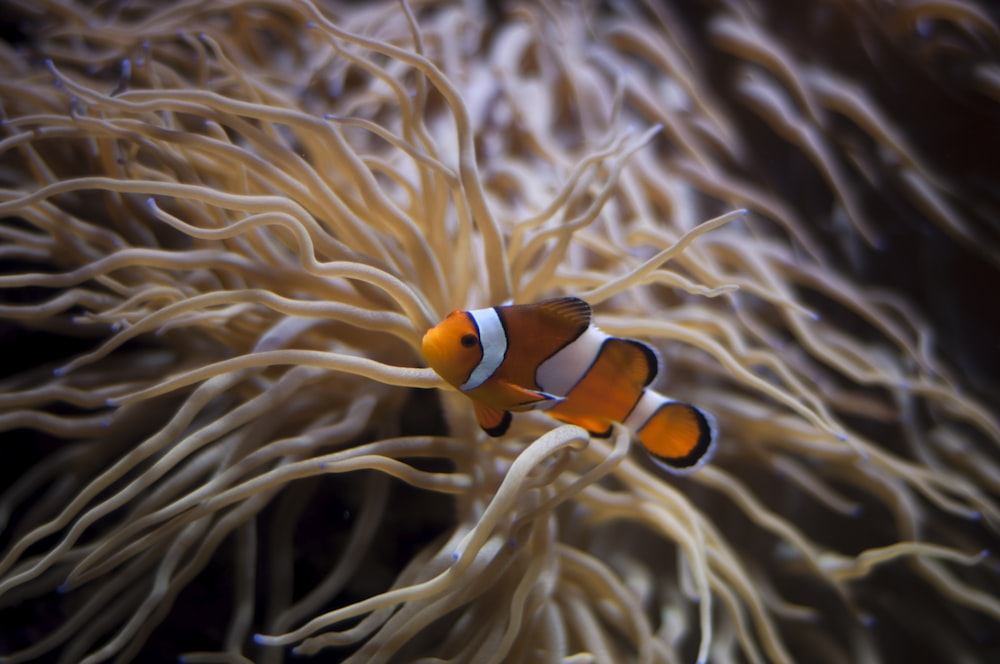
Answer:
[1,0,997,662]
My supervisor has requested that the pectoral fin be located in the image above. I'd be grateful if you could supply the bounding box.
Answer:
[496,380,565,410]
[474,401,512,437]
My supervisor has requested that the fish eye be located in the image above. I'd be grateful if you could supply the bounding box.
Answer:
[460,333,478,348]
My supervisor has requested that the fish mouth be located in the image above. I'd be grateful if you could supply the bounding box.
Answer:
[420,325,445,371]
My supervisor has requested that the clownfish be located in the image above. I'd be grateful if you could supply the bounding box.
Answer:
[421,296,717,473]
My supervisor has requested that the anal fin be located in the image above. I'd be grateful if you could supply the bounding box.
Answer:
[549,412,614,437]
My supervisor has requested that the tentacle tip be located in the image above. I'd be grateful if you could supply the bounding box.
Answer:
[970,510,983,522]
[52,366,65,377]
[304,20,317,28]
[253,634,273,645]
[56,582,72,595]
[860,613,877,628]
[145,196,158,209]
[451,550,460,562]
[976,549,990,561]
[104,397,122,408]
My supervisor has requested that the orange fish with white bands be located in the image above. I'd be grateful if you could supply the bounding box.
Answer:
[421,297,717,473]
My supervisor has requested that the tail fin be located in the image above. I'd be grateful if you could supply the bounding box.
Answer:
[624,391,717,473]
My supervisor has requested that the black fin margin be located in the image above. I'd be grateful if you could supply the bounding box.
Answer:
[590,423,615,438]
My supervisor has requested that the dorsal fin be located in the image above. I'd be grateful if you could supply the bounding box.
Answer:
[533,297,592,328]
[603,337,660,388]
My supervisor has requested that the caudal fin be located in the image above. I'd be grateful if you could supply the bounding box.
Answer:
[625,392,717,473]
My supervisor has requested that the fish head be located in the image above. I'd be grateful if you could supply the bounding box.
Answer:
[421,310,484,389]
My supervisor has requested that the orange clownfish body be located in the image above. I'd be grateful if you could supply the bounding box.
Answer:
[421,297,717,473]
